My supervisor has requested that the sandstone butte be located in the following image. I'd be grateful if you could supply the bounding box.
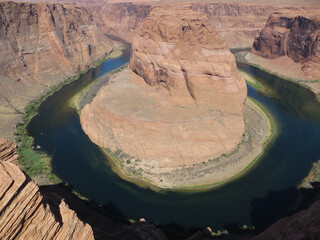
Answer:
[249,10,320,94]
[80,8,251,188]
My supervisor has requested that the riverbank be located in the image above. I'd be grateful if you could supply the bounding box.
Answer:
[235,51,320,100]
[80,69,275,192]
[299,159,320,189]
[14,46,125,185]
[70,63,128,113]
[236,51,320,190]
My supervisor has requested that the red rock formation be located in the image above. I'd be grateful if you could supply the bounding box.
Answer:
[81,7,247,187]
[0,137,169,239]
[0,138,94,240]
[190,2,280,48]
[0,138,18,164]
[251,10,320,80]
[0,1,117,139]
[89,2,152,41]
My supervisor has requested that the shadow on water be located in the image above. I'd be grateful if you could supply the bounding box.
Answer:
[26,49,320,233]
[238,62,320,122]
[238,62,320,230]
[250,187,300,228]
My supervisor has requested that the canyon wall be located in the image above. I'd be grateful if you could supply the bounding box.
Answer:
[249,10,320,93]
[0,138,95,240]
[90,2,312,49]
[189,3,279,48]
[89,2,152,41]
[81,7,247,187]
[0,1,117,139]
[252,11,320,65]
[0,137,168,240]
[87,2,279,48]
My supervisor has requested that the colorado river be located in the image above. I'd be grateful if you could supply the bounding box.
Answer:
[27,51,320,230]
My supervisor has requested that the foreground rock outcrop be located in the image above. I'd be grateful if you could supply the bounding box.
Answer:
[0,138,94,239]
[0,137,168,240]
[81,8,252,188]
[253,199,320,240]
[0,1,118,139]
[249,10,320,94]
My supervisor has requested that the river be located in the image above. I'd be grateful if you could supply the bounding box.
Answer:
[27,51,320,230]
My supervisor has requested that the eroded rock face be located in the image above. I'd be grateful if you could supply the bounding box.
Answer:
[90,2,152,41]
[190,2,281,48]
[0,1,116,139]
[0,138,18,164]
[251,11,320,78]
[0,138,94,240]
[130,7,246,112]
[81,8,246,174]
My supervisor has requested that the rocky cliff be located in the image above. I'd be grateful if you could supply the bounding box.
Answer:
[81,8,248,188]
[89,2,278,48]
[90,2,280,48]
[250,10,320,86]
[89,2,152,41]
[0,138,95,239]
[0,1,117,139]
[0,137,169,240]
[190,2,280,48]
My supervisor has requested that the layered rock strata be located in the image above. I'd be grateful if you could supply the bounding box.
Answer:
[0,138,95,240]
[249,10,320,93]
[0,1,117,139]
[0,137,168,240]
[81,8,251,187]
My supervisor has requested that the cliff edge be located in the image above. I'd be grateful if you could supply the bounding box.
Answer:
[0,138,94,239]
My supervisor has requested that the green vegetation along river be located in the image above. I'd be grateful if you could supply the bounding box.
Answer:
[27,51,320,231]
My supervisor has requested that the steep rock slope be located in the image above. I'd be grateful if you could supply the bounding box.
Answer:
[90,2,309,48]
[90,2,152,41]
[252,11,320,62]
[90,2,279,48]
[0,137,168,240]
[0,1,116,139]
[190,2,279,48]
[0,138,94,240]
[81,8,247,187]
[250,10,320,90]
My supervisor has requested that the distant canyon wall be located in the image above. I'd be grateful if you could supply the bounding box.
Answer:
[0,1,116,138]
[88,2,311,49]
[247,10,320,95]
[252,10,320,73]
[87,2,279,48]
